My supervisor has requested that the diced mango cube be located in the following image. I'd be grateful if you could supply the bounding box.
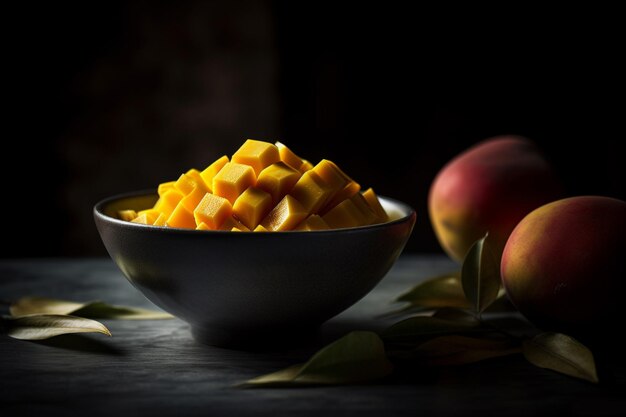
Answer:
[167,203,196,229]
[254,224,269,232]
[196,222,211,231]
[348,192,378,225]
[137,209,160,224]
[312,159,350,192]
[219,216,250,231]
[362,188,388,222]
[289,171,334,215]
[193,193,232,229]
[300,159,314,173]
[175,172,206,195]
[294,214,329,231]
[212,162,256,204]
[118,210,137,221]
[322,199,367,229]
[233,187,272,230]
[131,213,150,225]
[232,139,280,177]
[321,180,361,214]
[260,195,307,231]
[256,162,301,205]
[157,181,176,197]
[180,187,209,212]
[154,189,184,218]
[200,155,229,192]
[153,213,168,226]
[186,169,210,190]
[275,141,304,171]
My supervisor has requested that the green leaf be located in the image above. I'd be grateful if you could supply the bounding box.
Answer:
[381,316,482,343]
[240,331,393,387]
[461,233,501,313]
[394,271,470,309]
[5,314,112,340]
[523,333,598,383]
[10,296,173,320]
[483,288,516,313]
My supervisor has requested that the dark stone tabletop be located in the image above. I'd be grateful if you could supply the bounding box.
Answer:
[1,255,623,416]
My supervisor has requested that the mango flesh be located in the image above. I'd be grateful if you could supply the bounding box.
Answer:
[212,162,256,204]
[232,139,280,177]
[428,136,562,262]
[501,196,626,336]
[119,139,389,231]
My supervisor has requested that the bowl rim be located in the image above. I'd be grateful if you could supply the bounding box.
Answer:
[94,189,416,235]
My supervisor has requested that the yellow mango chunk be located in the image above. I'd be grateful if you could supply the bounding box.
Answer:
[275,141,304,170]
[157,181,176,197]
[167,203,196,229]
[294,214,329,231]
[231,139,280,177]
[312,159,350,192]
[233,187,273,230]
[196,222,211,231]
[186,169,210,190]
[118,210,137,221]
[322,199,367,229]
[260,195,307,231]
[300,159,314,173]
[348,192,378,225]
[219,216,250,231]
[180,187,209,212]
[138,209,161,224]
[193,193,232,230]
[254,224,269,232]
[153,213,168,226]
[362,188,388,222]
[212,162,256,204]
[131,214,150,225]
[289,171,335,215]
[322,180,361,215]
[154,189,184,218]
[174,172,206,196]
[200,155,229,192]
[256,162,301,205]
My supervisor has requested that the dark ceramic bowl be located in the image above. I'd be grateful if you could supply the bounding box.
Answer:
[94,190,415,346]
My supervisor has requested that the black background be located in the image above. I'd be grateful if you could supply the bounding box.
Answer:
[4,1,624,257]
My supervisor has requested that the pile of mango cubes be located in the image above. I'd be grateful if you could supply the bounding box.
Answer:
[118,140,388,231]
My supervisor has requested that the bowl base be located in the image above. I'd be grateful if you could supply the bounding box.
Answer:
[191,325,321,350]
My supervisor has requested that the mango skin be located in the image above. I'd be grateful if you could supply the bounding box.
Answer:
[501,196,626,336]
[428,136,562,262]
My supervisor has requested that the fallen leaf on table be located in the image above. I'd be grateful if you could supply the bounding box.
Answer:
[5,314,112,340]
[240,331,393,387]
[523,332,598,383]
[394,271,469,309]
[10,296,173,320]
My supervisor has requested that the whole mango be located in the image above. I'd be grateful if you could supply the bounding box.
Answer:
[429,136,562,262]
[501,196,626,335]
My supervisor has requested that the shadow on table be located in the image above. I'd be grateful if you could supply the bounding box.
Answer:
[34,334,125,356]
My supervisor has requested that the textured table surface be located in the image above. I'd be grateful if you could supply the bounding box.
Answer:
[0,256,624,417]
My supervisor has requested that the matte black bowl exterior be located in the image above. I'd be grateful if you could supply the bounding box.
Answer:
[94,190,415,346]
